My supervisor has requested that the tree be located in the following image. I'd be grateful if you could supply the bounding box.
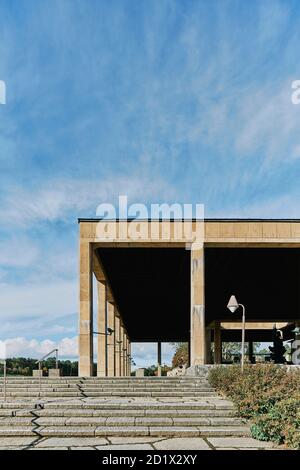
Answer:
[170,343,189,368]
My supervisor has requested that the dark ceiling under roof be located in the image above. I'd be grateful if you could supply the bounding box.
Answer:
[97,247,300,343]
[97,247,190,342]
[205,248,300,324]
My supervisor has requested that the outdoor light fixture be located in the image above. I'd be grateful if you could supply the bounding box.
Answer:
[292,327,300,335]
[93,328,114,336]
[227,295,246,372]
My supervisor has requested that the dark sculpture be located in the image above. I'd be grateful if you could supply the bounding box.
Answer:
[269,326,286,364]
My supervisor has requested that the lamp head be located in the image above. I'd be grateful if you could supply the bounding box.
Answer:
[227,295,239,313]
[107,327,114,335]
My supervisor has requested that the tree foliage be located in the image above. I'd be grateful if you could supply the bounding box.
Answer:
[0,357,78,376]
[170,343,189,368]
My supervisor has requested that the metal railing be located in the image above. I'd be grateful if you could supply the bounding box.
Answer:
[35,348,59,392]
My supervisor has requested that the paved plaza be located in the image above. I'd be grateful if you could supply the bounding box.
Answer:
[0,435,278,450]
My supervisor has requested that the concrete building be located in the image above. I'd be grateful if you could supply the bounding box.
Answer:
[78,219,300,376]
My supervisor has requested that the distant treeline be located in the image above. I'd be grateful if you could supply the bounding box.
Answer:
[0,357,78,376]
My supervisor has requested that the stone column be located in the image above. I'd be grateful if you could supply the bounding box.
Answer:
[79,242,94,376]
[190,247,206,365]
[123,331,127,376]
[107,302,115,376]
[115,315,121,376]
[157,342,162,376]
[120,325,124,376]
[128,341,131,376]
[125,337,129,376]
[97,282,106,377]
[214,321,222,364]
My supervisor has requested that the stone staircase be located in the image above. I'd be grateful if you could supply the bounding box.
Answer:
[0,376,250,438]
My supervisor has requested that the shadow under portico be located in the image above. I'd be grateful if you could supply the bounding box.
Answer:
[97,247,191,343]
[205,248,300,344]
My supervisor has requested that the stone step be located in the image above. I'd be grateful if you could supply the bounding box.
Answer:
[0,425,249,438]
[0,408,236,418]
[0,378,207,382]
[0,385,214,393]
[0,416,243,427]
[0,392,218,399]
[37,416,243,426]
[27,425,250,438]
[0,400,233,411]
[81,392,218,397]
[0,393,83,398]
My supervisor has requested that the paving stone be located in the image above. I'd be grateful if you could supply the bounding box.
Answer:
[29,447,69,450]
[109,437,163,444]
[208,437,275,448]
[70,447,96,450]
[96,444,153,450]
[153,438,211,450]
[35,437,108,447]
[96,426,149,437]
[149,427,200,437]
[0,446,27,450]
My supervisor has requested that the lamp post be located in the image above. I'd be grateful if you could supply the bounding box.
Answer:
[227,295,246,372]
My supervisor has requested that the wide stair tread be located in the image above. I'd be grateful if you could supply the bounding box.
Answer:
[0,376,249,438]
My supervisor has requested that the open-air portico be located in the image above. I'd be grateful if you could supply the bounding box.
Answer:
[78,219,300,376]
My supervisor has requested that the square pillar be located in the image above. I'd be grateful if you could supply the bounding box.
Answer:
[190,247,206,365]
[120,325,124,376]
[97,282,106,377]
[107,302,115,376]
[123,331,127,376]
[128,341,131,376]
[79,242,94,376]
[115,315,121,376]
[214,321,222,364]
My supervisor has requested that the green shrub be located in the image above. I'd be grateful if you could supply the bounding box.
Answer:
[208,365,300,449]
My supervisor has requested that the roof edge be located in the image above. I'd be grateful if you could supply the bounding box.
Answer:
[78,218,300,223]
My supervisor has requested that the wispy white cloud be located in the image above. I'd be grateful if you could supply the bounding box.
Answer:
[0,236,39,267]
[0,175,177,228]
[4,336,78,359]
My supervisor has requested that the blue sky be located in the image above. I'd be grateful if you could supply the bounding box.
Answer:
[0,0,300,365]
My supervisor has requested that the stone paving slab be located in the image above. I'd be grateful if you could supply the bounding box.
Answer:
[95,426,149,436]
[29,447,69,450]
[35,437,108,447]
[108,437,163,444]
[0,437,37,446]
[207,437,276,448]
[153,437,211,450]
[96,444,153,450]
[71,447,96,450]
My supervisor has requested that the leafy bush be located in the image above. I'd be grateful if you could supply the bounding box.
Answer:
[208,364,300,449]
